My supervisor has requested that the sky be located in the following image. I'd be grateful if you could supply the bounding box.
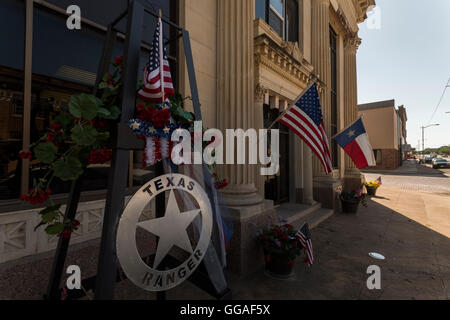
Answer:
[357,0,450,149]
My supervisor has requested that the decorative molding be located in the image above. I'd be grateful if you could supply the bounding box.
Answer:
[353,0,376,23]
[254,20,316,97]
[255,83,266,101]
[0,197,154,264]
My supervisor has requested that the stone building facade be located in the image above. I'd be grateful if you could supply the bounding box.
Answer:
[177,0,375,273]
[0,0,375,274]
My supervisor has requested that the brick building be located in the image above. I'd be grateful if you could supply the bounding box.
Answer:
[358,99,408,170]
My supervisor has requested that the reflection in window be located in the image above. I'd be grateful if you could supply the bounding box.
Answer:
[256,0,299,43]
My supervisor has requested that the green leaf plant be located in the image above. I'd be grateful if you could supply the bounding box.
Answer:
[18,57,126,239]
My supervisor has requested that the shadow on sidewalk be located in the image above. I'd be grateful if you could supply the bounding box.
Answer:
[0,191,449,300]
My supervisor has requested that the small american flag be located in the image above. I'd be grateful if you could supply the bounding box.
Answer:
[376,176,382,185]
[137,17,175,103]
[296,223,314,266]
[279,83,333,174]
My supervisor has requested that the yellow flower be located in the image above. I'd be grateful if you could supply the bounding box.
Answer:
[365,180,381,188]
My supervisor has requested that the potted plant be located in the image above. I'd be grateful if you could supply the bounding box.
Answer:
[364,177,382,196]
[339,187,367,214]
[257,223,303,279]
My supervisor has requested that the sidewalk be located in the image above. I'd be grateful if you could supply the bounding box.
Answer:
[363,159,438,175]
[1,186,449,300]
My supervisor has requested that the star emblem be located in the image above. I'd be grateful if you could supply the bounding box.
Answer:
[163,127,171,134]
[149,127,156,134]
[137,190,200,269]
[131,121,140,130]
[347,130,355,138]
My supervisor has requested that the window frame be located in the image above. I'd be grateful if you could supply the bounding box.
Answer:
[258,0,299,43]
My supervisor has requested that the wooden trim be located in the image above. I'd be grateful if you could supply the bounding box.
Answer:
[21,0,33,196]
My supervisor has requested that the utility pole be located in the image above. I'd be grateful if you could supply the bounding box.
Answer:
[421,124,440,156]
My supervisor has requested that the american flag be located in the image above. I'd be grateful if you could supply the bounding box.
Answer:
[137,17,174,103]
[278,83,333,174]
[296,223,314,266]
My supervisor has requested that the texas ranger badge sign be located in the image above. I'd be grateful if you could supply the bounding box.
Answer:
[117,174,213,292]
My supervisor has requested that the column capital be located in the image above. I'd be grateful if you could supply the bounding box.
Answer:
[344,36,362,53]
[255,83,266,102]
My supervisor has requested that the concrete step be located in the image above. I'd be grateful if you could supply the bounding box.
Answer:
[275,202,333,230]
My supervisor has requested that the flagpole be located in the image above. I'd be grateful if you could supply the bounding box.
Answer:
[267,80,316,130]
[158,9,165,103]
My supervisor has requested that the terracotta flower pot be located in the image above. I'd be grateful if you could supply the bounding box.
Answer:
[366,186,378,196]
[264,249,295,279]
[341,199,360,214]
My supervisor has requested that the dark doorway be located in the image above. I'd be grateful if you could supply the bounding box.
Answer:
[264,104,290,204]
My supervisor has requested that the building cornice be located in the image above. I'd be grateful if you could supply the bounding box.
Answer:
[253,19,322,95]
[353,0,376,23]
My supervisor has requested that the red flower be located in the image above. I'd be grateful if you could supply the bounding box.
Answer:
[19,150,32,159]
[20,187,51,205]
[288,261,295,268]
[113,56,123,66]
[88,147,112,164]
[73,220,80,230]
[137,104,157,122]
[50,122,61,131]
[264,256,271,263]
[152,109,171,128]
[45,132,55,142]
[58,230,72,240]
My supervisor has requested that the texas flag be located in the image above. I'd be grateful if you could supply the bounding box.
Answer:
[334,118,376,169]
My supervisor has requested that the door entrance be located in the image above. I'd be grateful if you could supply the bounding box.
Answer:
[264,104,290,205]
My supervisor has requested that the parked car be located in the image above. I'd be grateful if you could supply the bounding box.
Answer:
[424,156,433,164]
[432,158,450,169]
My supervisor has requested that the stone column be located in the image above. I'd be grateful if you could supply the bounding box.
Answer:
[217,0,275,275]
[302,145,315,205]
[343,37,364,190]
[255,83,266,197]
[311,0,331,176]
[310,0,342,210]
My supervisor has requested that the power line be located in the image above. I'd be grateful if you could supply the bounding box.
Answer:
[428,77,450,124]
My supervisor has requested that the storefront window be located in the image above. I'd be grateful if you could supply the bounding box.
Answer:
[0,0,24,200]
[0,0,177,201]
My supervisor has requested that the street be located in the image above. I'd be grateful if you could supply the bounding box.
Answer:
[364,160,450,195]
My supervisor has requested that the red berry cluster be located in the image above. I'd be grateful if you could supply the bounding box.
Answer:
[88,147,112,164]
[19,150,32,159]
[20,187,51,205]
